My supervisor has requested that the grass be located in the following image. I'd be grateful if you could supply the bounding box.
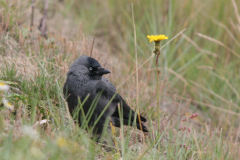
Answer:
[0,0,240,159]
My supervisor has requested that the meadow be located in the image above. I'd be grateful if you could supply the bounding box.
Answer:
[0,0,240,159]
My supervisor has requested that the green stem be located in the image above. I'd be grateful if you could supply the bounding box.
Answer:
[154,41,161,134]
[156,51,160,133]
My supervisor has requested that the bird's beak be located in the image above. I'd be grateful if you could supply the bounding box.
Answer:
[96,67,111,75]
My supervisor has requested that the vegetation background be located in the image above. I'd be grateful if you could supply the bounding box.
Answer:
[0,0,240,159]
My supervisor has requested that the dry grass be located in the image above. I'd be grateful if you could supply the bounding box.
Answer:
[0,0,240,159]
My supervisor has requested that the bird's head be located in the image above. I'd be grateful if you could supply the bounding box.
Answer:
[70,55,110,77]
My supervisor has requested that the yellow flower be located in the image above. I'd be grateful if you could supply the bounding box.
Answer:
[2,98,14,110]
[0,82,9,91]
[56,137,68,148]
[147,35,168,43]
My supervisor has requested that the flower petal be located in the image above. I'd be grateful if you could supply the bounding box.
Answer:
[147,35,168,43]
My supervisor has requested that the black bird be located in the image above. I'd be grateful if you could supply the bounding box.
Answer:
[63,55,148,137]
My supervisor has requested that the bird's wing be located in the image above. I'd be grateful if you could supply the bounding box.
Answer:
[95,78,148,132]
[102,77,116,92]
[101,77,146,121]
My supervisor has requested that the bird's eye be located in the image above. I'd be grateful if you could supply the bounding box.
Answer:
[89,67,93,71]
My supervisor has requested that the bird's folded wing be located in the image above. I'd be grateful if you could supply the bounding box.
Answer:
[95,79,147,128]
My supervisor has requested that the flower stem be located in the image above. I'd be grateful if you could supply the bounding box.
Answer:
[156,50,160,133]
[154,41,161,133]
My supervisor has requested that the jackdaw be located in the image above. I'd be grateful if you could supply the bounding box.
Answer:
[63,55,148,137]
